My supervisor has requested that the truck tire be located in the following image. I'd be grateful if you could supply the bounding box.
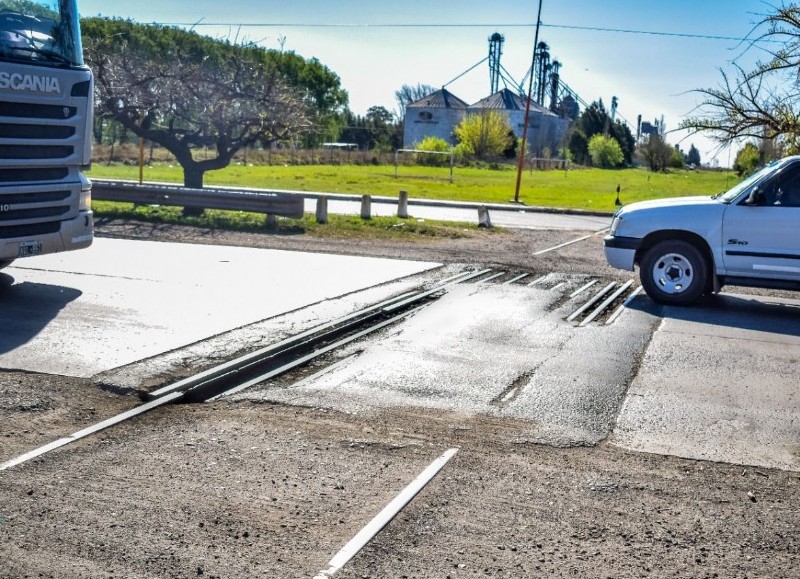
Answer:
[639,240,708,306]
[0,259,14,270]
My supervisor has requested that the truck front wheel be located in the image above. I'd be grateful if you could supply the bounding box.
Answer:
[639,240,708,306]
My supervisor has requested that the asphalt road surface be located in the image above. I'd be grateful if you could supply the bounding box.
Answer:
[1,221,798,578]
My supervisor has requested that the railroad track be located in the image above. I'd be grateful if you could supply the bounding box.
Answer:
[0,263,645,578]
[0,267,487,471]
[1,266,642,473]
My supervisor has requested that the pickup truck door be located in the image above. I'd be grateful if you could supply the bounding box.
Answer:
[721,164,800,280]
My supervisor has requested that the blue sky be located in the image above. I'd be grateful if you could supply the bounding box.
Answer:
[78,0,770,166]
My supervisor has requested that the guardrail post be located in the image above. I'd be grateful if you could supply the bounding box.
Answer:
[316,196,328,224]
[397,190,408,218]
[360,195,372,220]
[478,205,492,228]
[266,214,278,229]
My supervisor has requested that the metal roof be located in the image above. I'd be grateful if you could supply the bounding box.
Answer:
[470,88,556,116]
[407,88,469,110]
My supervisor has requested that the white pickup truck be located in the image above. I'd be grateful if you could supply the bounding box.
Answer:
[604,156,800,305]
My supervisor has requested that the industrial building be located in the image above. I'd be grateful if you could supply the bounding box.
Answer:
[402,34,579,155]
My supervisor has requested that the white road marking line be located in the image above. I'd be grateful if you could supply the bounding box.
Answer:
[532,234,593,256]
[313,448,459,579]
[0,392,184,471]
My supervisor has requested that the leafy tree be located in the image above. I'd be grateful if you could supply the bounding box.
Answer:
[0,0,55,19]
[567,101,635,165]
[733,142,762,177]
[338,106,401,151]
[680,4,800,152]
[587,134,624,168]
[686,143,702,166]
[82,18,347,190]
[454,110,512,160]
[365,106,400,151]
[669,146,686,169]
[637,134,674,172]
[395,83,437,119]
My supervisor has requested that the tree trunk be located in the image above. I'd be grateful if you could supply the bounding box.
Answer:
[181,162,206,217]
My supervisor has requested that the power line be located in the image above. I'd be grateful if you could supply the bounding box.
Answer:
[152,20,760,43]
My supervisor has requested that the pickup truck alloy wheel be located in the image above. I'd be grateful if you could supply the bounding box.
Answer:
[640,240,707,305]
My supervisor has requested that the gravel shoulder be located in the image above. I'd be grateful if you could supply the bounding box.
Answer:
[1,220,798,578]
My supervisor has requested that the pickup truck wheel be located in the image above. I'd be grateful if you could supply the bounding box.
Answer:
[0,259,14,270]
[639,240,708,306]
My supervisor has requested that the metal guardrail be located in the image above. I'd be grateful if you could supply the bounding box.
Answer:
[91,179,305,218]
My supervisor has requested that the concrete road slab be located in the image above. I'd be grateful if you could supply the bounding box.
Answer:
[0,238,439,377]
[611,293,800,471]
[239,282,657,447]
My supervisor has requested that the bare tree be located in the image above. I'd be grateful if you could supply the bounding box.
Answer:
[84,18,311,190]
[680,4,800,152]
[394,83,437,119]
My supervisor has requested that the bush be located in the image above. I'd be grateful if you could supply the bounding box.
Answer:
[414,136,452,166]
[587,134,624,168]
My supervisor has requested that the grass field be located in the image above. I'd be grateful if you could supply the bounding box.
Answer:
[88,162,741,214]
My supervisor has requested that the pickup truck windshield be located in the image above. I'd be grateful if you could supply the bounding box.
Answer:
[716,160,784,203]
[0,0,82,66]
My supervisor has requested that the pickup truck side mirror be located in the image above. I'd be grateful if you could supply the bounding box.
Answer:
[745,187,766,205]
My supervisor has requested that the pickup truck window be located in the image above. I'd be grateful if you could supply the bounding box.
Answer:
[764,165,800,207]
[718,160,784,204]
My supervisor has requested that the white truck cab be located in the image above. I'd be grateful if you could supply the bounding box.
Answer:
[604,156,800,305]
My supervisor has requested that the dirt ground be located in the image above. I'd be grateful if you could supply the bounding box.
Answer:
[1,220,798,579]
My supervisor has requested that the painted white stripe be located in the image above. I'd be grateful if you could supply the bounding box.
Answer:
[532,234,592,256]
[0,391,183,471]
[313,448,459,579]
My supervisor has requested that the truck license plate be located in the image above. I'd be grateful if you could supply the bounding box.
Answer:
[18,240,43,257]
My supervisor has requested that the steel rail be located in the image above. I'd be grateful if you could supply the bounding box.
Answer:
[605,285,643,325]
[0,269,489,470]
[566,282,617,322]
[205,303,429,402]
[150,269,489,402]
[579,280,634,327]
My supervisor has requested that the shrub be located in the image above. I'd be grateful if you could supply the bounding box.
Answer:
[414,136,452,166]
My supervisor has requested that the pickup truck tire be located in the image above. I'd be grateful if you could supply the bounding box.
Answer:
[639,240,708,306]
[0,259,14,270]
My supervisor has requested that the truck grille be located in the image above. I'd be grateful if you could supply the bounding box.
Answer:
[0,204,70,222]
[0,100,77,119]
[0,144,74,160]
[0,74,91,239]
[0,221,61,239]
[0,123,76,139]
[0,168,69,182]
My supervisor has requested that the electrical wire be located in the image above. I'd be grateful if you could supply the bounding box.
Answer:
[151,20,763,44]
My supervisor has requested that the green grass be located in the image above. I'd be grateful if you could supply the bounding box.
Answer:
[93,201,491,241]
[88,162,741,214]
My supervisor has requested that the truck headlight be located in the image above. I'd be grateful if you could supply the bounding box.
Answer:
[80,182,92,211]
[609,213,622,236]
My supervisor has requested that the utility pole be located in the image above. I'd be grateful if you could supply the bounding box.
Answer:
[514,0,544,204]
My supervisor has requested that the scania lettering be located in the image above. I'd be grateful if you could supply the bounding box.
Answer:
[0,71,61,92]
[0,0,93,270]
